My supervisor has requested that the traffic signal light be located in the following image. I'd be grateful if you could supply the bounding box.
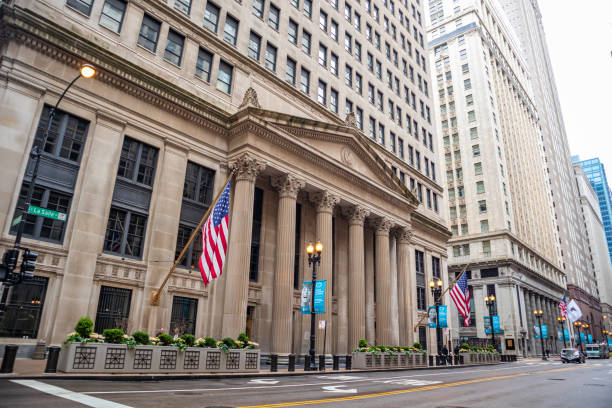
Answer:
[0,249,20,282]
[20,249,38,279]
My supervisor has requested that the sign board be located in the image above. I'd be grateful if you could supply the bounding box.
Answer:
[485,316,502,334]
[505,338,515,350]
[314,280,326,314]
[11,215,22,227]
[28,205,66,221]
[319,320,326,330]
[587,334,593,343]
[438,305,448,328]
[428,306,437,328]
[534,324,548,339]
[301,282,312,314]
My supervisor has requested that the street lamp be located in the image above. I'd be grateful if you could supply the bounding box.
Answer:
[582,323,589,345]
[306,241,323,371]
[533,309,546,360]
[574,321,583,352]
[13,63,97,248]
[485,295,496,352]
[429,279,443,356]
[557,317,567,348]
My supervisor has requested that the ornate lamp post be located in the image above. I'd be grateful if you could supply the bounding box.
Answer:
[574,321,583,352]
[603,330,609,345]
[557,316,567,348]
[306,241,323,370]
[429,279,443,355]
[533,309,546,360]
[485,295,496,351]
[582,323,590,344]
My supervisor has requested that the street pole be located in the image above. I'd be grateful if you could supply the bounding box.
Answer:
[558,317,566,348]
[306,241,322,371]
[574,322,582,352]
[534,310,546,360]
[485,296,496,352]
[429,279,443,356]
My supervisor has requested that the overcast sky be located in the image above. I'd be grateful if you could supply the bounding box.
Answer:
[538,0,612,175]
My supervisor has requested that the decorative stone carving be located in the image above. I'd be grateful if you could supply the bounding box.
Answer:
[397,225,413,244]
[238,87,261,110]
[343,205,370,226]
[373,217,394,235]
[270,174,305,199]
[229,153,266,182]
[340,147,354,168]
[310,191,340,214]
[344,111,357,128]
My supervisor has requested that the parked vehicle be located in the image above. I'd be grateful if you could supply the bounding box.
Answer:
[585,343,609,359]
[561,348,585,364]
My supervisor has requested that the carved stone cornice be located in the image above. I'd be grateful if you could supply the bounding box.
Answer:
[373,217,394,236]
[397,226,414,244]
[270,174,305,199]
[343,205,370,226]
[229,153,266,182]
[310,191,340,214]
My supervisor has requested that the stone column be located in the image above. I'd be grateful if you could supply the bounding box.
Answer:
[397,226,413,346]
[310,191,340,354]
[343,205,369,350]
[535,295,543,357]
[221,153,266,338]
[527,291,537,356]
[364,228,375,345]
[270,174,304,354]
[374,217,394,345]
[389,233,400,346]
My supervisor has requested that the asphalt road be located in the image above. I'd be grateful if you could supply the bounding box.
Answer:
[1,359,610,408]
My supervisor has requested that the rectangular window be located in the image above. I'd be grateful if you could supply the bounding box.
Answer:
[470,127,478,139]
[286,57,296,84]
[303,0,312,18]
[195,47,213,81]
[0,275,48,338]
[331,20,338,40]
[265,43,277,71]
[345,99,353,114]
[317,80,327,105]
[252,0,264,18]
[216,60,233,93]
[99,0,127,33]
[468,110,476,122]
[378,123,385,145]
[302,30,311,54]
[355,41,362,61]
[170,296,198,335]
[478,199,487,213]
[464,78,471,90]
[175,0,191,15]
[319,10,328,31]
[369,117,376,139]
[223,14,239,45]
[355,73,362,94]
[164,29,185,66]
[330,53,338,75]
[248,31,261,60]
[67,0,94,16]
[472,144,480,157]
[249,187,264,281]
[345,33,352,53]
[474,162,482,175]
[330,88,339,113]
[345,64,352,87]
[288,19,298,44]
[138,14,161,52]
[480,220,489,233]
[416,250,425,310]
[476,181,485,194]
[204,2,220,32]
[300,68,310,94]
[318,43,327,67]
[356,107,363,130]
[95,286,131,333]
[268,4,280,30]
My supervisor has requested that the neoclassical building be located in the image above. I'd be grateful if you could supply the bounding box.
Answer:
[0,0,450,356]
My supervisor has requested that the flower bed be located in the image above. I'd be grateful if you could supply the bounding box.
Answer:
[351,340,427,369]
[458,343,500,365]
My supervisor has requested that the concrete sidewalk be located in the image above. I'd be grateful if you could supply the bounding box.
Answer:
[0,358,501,381]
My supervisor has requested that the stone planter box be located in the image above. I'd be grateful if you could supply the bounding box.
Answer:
[459,352,500,365]
[58,343,260,374]
[351,352,427,369]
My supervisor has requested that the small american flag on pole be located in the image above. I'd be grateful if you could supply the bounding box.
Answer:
[559,295,567,318]
[198,180,231,286]
[450,270,471,327]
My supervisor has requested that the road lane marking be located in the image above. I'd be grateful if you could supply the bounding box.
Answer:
[249,379,280,384]
[316,375,362,380]
[236,366,588,408]
[375,379,442,386]
[321,386,356,393]
[11,380,132,408]
[84,364,544,395]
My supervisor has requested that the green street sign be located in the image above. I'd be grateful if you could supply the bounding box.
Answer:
[11,215,22,227]
[28,205,67,221]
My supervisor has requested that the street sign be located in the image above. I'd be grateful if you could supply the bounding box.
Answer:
[11,215,22,227]
[28,205,66,221]
[319,320,326,330]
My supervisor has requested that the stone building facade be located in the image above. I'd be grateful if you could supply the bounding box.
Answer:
[0,0,450,356]
[427,0,566,356]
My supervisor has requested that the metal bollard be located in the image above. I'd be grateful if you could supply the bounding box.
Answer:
[459,355,464,365]
[345,355,352,370]
[270,354,278,372]
[45,346,61,373]
[318,355,325,371]
[428,355,434,366]
[332,355,339,370]
[304,355,311,371]
[0,344,18,373]
[288,354,296,372]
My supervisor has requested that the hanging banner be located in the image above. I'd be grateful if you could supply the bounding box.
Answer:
[587,334,593,343]
[485,316,502,334]
[564,329,570,341]
[557,329,563,341]
[438,305,448,328]
[428,306,437,328]
[534,325,548,339]
[301,282,312,314]
[314,280,326,314]
[580,332,586,343]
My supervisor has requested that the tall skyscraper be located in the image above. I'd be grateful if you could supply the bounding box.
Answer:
[427,0,565,357]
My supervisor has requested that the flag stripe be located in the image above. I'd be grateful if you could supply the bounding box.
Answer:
[450,271,471,327]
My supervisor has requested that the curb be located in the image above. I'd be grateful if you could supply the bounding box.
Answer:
[0,362,507,381]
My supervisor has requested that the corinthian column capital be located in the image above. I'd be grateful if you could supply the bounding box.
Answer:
[271,174,305,199]
[229,153,266,182]
[310,191,340,214]
[343,205,370,226]
[397,225,413,244]
[373,217,394,235]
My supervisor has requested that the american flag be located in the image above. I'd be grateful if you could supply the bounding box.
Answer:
[450,270,471,327]
[559,295,567,318]
[198,180,231,286]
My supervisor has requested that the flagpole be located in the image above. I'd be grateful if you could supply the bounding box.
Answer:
[413,263,470,331]
[150,171,234,306]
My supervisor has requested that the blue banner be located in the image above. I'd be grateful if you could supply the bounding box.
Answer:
[301,282,312,314]
[587,334,593,343]
[534,325,548,339]
[564,329,570,341]
[485,316,502,334]
[580,332,586,343]
[608,339,612,347]
[428,306,437,328]
[313,280,326,314]
[557,329,563,341]
[439,305,448,328]
[492,315,501,334]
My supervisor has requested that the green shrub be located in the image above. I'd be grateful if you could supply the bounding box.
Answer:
[412,342,423,350]
[103,329,125,344]
[358,338,368,348]
[204,337,217,348]
[181,334,195,347]
[222,337,238,349]
[75,317,94,338]
[132,331,150,345]
[158,333,174,346]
